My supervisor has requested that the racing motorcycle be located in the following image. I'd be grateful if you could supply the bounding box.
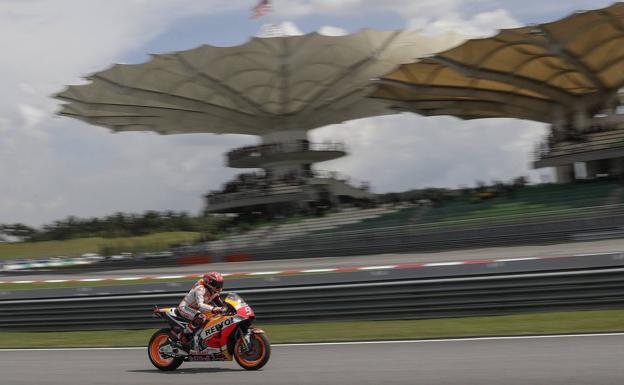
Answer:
[148,292,270,371]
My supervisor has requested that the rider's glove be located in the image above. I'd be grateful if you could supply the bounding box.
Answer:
[211,307,226,314]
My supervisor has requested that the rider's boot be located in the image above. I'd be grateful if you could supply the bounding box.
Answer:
[177,313,206,354]
[177,325,198,353]
[176,330,192,353]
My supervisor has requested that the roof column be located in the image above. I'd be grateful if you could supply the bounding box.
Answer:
[551,106,568,142]
[260,130,311,180]
[573,109,590,133]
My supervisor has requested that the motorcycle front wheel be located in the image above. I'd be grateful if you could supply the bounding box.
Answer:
[147,328,183,371]
[234,333,271,370]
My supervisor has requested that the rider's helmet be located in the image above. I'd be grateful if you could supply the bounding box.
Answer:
[202,271,224,294]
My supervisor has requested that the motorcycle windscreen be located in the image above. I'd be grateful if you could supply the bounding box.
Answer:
[223,292,246,308]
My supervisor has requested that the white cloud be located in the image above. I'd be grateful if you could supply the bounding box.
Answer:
[17,104,46,130]
[311,114,550,192]
[273,0,520,37]
[0,1,249,225]
[256,21,304,37]
[412,8,520,36]
[318,26,348,36]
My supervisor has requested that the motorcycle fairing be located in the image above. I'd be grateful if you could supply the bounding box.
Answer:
[193,314,247,358]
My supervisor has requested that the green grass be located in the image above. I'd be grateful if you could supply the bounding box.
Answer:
[1,309,623,348]
[0,232,201,260]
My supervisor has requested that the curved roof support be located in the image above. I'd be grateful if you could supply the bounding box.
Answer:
[79,75,271,128]
[57,98,262,134]
[395,100,549,123]
[537,27,607,91]
[59,112,251,135]
[598,7,624,35]
[417,107,546,122]
[279,38,291,117]
[172,55,270,116]
[296,31,402,119]
[374,79,555,116]
[429,56,577,105]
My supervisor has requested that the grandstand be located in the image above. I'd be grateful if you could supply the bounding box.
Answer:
[203,178,624,256]
[534,127,624,180]
[419,179,622,224]
[205,205,400,251]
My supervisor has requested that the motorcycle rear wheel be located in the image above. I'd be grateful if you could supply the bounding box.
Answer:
[148,328,183,371]
[234,333,270,370]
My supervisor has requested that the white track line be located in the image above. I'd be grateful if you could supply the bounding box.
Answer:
[301,268,336,273]
[154,275,185,279]
[423,262,464,267]
[2,333,623,351]
[358,265,397,270]
[495,257,539,262]
[1,252,620,285]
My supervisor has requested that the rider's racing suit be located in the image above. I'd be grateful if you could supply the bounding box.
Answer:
[176,280,224,349]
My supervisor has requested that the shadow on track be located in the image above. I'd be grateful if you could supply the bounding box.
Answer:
[129,368,244,375]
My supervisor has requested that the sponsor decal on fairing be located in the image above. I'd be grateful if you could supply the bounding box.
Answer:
[200,315,242,338]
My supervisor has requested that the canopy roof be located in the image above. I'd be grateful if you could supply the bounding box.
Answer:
[57,29,461,135]
[373,3,624,123]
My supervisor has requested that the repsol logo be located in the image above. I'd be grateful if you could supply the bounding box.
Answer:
[205,317,235,336]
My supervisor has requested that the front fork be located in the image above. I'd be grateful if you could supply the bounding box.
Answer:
[239,328,252,352]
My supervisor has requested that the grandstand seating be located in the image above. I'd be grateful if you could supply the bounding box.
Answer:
[294,180,620,233]
[545,129,624,159]
[204,179,623,254]
[418,179,621,224]
[205,205,399,251]
[310,205,422,233]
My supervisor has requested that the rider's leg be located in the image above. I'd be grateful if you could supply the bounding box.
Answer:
[176,305,200,348]
[179,312,207,350]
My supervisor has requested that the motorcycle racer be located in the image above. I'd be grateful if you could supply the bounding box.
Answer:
[176,271,226,351]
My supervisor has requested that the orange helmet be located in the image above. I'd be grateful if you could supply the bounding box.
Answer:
[202,271,224,293]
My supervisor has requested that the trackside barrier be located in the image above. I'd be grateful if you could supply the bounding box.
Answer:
[224,254,251,263]
[1,268,624,331]
[177,255,212,265]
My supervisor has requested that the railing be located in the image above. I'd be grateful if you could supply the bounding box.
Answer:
[2,267,623,331]
[207,182,305,206]
[310,169,370,191]
[533,127,624,162]
[206,168,370,206]
[227,141,345,162]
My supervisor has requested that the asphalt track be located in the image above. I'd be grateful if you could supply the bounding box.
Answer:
[4,238,624,281]
[2,334,623,385]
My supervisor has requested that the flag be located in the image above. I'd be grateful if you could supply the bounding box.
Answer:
[251,0,272,19]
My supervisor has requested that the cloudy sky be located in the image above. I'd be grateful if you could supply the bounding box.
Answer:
[0,0,612,226]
